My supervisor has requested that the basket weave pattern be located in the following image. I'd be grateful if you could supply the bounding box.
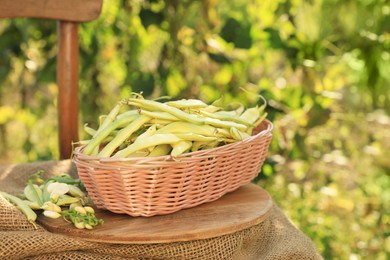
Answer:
[73,120,273,217]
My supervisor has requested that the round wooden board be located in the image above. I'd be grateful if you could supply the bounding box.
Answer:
[37,183,272,244]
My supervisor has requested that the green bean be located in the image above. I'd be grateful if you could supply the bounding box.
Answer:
[191,140,221,151]
[128,98,204,125]
[200,105,222,113]
[239,106,261,125]
[24,182,43,206]
[166,99,208,109]
[171,141,192,157]
[149,119,177,125]
[95,101,123,135]
[83,124,97,137]
[148,144,172,157]
[113,134,182,158]
[139,109,180,121]
[230,127,250,140]
[127,149,150,157]
[253,112,268,127]
[98,115,151,157]
[199,109,252,127]
[191,141,208,152]
[203,117,248,131]
[155,122,218,137]
[1,191,38,226]
[116,109,138,120]
[137,124,158,152]
[247,112,268,134]
[174,133,218,142]
[137,124,158,139]
[83,114,139,155]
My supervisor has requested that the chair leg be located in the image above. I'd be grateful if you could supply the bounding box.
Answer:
[57,21,79,160]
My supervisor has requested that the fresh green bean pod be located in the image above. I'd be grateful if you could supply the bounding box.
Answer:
[166,99,208,109]
[239,106,261,125]
[198,109,252,127]
[147,144,172,157]
[1,191,38,225]
[155,122,218,137]
[98,115,152,157]
[56,194,81,206]
[83,124,97,137]
[203,117,248,131]
[42,180,54,203]
[171,141,192,157]
[199,105,222,113]
[24,182,43,206]
[191,141,208,152]
[83,114,139,155]
[127,149,150,157]
[230,127,251,140]
[95,101,124,135]
[174,133,218,142]
[113,134,183,158]
[148,119,177,125]
[139,110,180,122]
[128,99,205,125]
[115,109,138,120]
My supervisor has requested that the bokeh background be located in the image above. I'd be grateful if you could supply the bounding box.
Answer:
[0,0,389,258]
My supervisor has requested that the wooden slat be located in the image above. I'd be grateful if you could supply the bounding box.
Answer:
[57,22,79,159]
[0,0,103,22]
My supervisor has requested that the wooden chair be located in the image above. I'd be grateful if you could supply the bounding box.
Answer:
[0,0,103,159]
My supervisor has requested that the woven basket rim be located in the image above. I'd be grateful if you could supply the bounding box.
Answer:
[73,119,273,163]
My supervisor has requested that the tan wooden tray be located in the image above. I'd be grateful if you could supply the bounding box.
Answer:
[37,183,272,244]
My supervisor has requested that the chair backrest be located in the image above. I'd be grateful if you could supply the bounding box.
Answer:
[0,0,103,160]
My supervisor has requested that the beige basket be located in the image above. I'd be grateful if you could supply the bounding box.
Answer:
[73,120,273,217]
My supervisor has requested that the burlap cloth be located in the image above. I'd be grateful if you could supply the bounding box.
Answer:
[0,160,322,259]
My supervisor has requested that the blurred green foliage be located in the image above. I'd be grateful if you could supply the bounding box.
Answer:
[0,0,389,258]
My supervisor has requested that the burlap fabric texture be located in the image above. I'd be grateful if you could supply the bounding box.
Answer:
[0,160,323,259]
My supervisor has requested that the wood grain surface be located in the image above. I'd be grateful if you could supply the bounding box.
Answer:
[37,184,273,244]
[0,0,103,22]
[57,21,79,159]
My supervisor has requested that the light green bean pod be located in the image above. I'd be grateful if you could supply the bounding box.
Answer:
[171,140,192,157]
[137,124,158,152]
[199,109,252,127]
[24,182,43,206]
[128,99,205,125]
[155,122,217,137]
[239,106,261,125]
[98,115,151,157]
[166,99,208,109]
[199,105,222,113]
[139,110,180,121]
[116,109,138,120]
[113,134,183,158]
[83,114,139,155]
[83,124,97,137]
[1,191,38,225]
[147,144,172,157]
[230,127,250,140]
[174,133,218,142]
[203,117,248,131]
[95,101,123,135]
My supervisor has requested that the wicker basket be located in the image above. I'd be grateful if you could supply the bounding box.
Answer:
[73,120,273,217]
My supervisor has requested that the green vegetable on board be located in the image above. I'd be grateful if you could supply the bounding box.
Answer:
[0,171,103,230]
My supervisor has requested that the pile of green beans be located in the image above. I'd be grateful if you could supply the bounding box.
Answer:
[81,94,267,158]
[0,171,103,230]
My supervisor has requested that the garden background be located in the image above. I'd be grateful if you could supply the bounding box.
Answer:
[0,0,389,259]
